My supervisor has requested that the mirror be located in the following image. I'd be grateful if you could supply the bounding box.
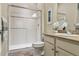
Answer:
[75,3,79,34]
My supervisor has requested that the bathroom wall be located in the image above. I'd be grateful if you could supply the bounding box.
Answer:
[37,4,45,35]
[44,3,77,34]
[44,3,58,34]
[0,4,1,55]
[0,3,9,55]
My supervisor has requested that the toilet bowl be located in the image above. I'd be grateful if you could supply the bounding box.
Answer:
[32,42,44,56]
[32,42,44,48]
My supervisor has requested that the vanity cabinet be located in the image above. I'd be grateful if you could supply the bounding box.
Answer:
[56,38,79,56]
[56,47,73,56]
[44,35,55,44]
[44,35,55,56]
[44,41,54,56]
[44,34,79,56]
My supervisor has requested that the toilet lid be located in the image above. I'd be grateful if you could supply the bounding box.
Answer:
[32,42,44,47]
[33,42,44,44]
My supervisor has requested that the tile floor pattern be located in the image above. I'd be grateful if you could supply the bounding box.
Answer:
[8,47,35,56]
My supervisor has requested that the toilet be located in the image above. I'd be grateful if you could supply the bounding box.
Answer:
[32,41,44,56]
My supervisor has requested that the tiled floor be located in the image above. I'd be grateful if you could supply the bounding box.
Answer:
[8,47,34,56]
[8,47,45,56]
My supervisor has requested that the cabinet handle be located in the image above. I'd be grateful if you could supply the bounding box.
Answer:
[52,48,54,50]
[55,51,59,53]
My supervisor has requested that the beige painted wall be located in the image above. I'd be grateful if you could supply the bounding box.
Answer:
[44,3,77,34]
[0,3,8,56]
[44,3,58,34]
[37,4,45,36]
[0,4,1,55]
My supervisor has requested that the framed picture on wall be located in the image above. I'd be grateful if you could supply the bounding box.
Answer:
[48,8,53,24]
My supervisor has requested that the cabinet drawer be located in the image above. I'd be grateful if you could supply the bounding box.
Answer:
[44,41,54,56]
[57,38,79,56]
[44,35,55,44]
[56,48,73,56]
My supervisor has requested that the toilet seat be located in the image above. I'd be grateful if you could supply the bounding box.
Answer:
[32,42,44,48]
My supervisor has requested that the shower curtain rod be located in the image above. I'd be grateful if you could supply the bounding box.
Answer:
[9,5,42,12]
[11,16,39,19]
[9,28,28,29]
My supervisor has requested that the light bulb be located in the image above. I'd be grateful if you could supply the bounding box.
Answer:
[32,13,37,17]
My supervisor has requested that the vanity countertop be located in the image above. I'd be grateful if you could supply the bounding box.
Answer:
[44,33,79,42]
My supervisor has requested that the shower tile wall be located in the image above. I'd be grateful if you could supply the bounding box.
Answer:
[9,5,39,49]
[9,18,37,45]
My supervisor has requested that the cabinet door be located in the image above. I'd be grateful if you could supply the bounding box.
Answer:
[56,47,73,56]
[44,41,54,56]
[57,38,79,56]
[44,35,54,44]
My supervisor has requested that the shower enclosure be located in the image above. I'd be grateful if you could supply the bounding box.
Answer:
[8,5,42,50]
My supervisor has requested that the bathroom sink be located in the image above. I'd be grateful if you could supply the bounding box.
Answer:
[64,34,78,37]
[55,33,78,37]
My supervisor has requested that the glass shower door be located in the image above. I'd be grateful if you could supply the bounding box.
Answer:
[8,5,41,50]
